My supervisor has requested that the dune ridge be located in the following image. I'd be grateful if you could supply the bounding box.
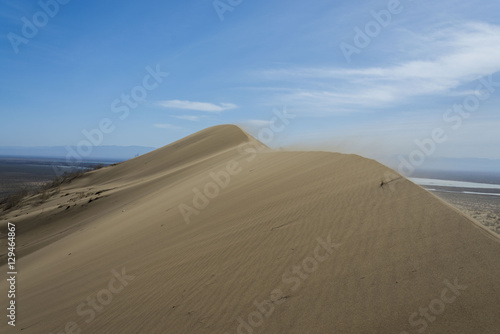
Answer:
[1,124,499,334]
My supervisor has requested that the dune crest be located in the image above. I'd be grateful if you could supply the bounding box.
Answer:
[1,125,499,334]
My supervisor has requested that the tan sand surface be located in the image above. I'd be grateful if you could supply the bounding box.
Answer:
[1,125,499,333]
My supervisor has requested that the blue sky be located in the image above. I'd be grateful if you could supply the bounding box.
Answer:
[1,0,499,160]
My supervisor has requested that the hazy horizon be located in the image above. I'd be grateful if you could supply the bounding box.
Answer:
[1,140,500,176]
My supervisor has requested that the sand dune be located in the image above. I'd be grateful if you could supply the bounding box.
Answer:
[1,125,499,333]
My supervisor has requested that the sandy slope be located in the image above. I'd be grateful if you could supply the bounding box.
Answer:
[1,125,499,334]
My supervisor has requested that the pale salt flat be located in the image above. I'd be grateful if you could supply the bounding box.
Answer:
[409,177,500,190]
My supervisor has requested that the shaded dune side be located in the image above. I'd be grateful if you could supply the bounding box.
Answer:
[80,124,268,185]
[0,125,499,334]
[0,125,268,259]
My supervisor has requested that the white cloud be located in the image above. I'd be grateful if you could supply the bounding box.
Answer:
[257,22,500,113]
[158,100,237,112]
[171,115,203,121]
[153,123,183,130]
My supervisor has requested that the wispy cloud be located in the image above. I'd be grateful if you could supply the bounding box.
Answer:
[256,22,500,114]
[153,123,183,130]
[171,115,203,121]
[158,100,237,112]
